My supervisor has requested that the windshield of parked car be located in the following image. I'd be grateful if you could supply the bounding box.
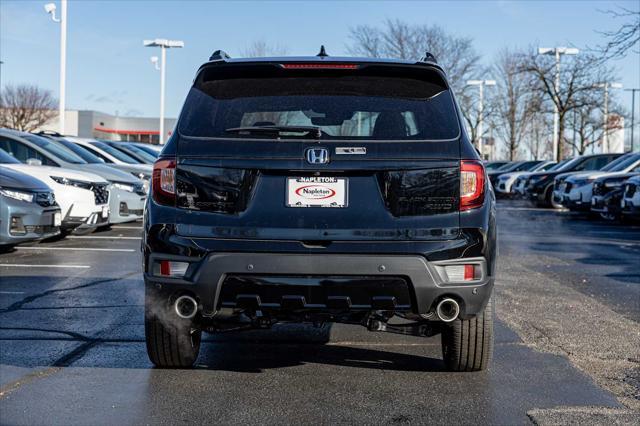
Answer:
[0,148,20,164]
[90,140,140,164]
[485,162,508,170]
[120,143,156,163]
[23,135,87,164]
[179,66,460,141]
[605,154,640,172]
[131,144,160,157]
[532,162,555,172]
[54,138,104,164]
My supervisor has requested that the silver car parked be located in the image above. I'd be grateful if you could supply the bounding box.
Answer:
[0,166,61,248]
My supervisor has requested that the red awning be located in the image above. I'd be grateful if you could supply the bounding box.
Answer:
[94,126,171,136]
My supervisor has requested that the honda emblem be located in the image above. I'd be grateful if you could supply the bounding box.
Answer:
[305,147,329,164]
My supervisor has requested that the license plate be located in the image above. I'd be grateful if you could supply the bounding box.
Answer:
[53,212,62,227]
[101,206,109,219]
[286,177,347,208]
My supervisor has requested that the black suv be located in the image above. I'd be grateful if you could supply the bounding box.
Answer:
[142,51,497,371]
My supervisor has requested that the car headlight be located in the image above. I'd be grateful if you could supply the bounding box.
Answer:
[51,176,92,189]
[111,182,135,192]
[604,181,623,188]
[0,187,34,203]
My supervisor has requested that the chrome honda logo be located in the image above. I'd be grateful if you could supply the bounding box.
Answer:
[305,147,329,164]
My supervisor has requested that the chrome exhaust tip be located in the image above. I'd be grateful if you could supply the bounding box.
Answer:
[174,295,198,319]
[436,298,460,322]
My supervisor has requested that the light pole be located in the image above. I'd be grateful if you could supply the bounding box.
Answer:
[143,39,184,145]
[466,79,496,159]
[538,47,579,161]
[595,82,622,153]
[44,1,67,134]
[625,88,639,152]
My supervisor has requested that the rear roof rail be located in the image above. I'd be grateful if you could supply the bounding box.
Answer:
[209,50,231,61]
[420,52,438,64]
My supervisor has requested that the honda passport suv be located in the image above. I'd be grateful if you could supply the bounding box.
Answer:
[142,49,497,371]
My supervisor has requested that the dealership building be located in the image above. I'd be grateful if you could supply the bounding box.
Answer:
[39,110,177,144]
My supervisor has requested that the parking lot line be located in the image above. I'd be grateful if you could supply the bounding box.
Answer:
[17,247,136,253]
[111,226,142,230]
[0,264,91,269]
[66,236,140,240]
[0,291,25,294]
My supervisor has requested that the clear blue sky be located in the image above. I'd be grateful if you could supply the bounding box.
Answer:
[1,0,639,119]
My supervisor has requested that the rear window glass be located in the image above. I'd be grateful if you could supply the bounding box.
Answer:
[179,67,460,141]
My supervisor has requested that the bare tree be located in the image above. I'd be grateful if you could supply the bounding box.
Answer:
[567,95,625,155]
[457,80,496,149]
[520,49,615,160]
[524,110,552,160]
[491,48,537,160]
[0,85,57,132]
[240,40,289,57]
[594,7,640,59]
[347,20,480,92]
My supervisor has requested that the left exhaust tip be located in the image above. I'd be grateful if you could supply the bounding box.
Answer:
[174,295,198,319]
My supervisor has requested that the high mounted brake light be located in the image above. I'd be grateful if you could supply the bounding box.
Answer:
[460,160,485,211]
[152,158,176,206]
[281,63,359,70]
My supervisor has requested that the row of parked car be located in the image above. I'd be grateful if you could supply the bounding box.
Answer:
[0,128,161,249]
[487,152,640,221]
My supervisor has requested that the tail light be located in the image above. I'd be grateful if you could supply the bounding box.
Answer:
[152,158,176,206]
[460,160,485,211]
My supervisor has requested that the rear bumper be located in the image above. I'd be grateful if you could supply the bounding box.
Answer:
[144,252,494,319]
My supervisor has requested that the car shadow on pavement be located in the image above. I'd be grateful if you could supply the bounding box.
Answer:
[195,341,446,373]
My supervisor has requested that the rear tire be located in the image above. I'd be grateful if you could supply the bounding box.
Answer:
[144,292,201,368]
[441,298,493,372]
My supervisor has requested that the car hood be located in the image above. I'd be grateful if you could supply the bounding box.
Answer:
[594,171,640,184]
[62,164,142,184]
[3,164,109,184]
[0,166,50,191]
[565,171,608,183]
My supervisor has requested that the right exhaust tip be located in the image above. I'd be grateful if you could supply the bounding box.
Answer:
[436,298,460,322]
[174,295,198,319]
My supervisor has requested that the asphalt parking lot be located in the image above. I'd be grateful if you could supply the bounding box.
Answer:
[0,200,638,425]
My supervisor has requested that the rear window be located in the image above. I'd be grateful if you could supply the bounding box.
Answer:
[178,65,460,141]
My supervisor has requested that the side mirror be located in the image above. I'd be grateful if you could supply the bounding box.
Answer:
[26,158,42,166]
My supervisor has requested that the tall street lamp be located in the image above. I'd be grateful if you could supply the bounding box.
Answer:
[595,82,622,153]
[44,1,67,134]
[625,88,639,152]
[466,79,496,159]
[143,39,184,145]
[538,47,579,161]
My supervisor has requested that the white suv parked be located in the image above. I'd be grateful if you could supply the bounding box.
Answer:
[0,148,109,234]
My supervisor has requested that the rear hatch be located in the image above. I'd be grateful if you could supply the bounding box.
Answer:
[171,60,463,242]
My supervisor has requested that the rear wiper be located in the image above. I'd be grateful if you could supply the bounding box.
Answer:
[225,125,321,138]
